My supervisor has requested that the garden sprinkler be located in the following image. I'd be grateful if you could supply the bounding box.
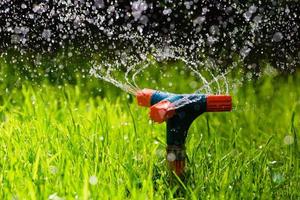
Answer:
[136,89,232,178]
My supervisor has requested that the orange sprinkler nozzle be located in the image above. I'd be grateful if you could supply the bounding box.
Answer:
[206,95,232,112]
[136,89,155,107]
[149,100,175,123]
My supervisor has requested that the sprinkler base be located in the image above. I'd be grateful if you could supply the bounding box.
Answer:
[166,145,186,178]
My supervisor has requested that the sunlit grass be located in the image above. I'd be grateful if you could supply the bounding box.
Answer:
[0,74,299,199]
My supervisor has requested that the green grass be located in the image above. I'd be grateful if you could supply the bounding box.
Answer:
[0,73,299,199]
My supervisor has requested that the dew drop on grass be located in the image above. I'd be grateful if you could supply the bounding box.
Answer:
[272,173,285,184]
[49,165,58,174]
[48,193,64,200]
[155,149,164,157]
[99,136,104,141]
[123,122,130,126]
[89,175,98,185]
[124,135,129,140]
[12,194,18,200]
[269,160,277,165]
[283,135,294,145]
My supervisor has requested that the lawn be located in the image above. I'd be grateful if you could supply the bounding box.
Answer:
[0,69,299,199]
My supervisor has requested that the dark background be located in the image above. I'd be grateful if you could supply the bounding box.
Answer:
[0,0,299,79]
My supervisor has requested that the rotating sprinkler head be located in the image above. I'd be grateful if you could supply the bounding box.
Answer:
[136,89,232,178]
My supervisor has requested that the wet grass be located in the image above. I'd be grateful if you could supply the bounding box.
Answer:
[0,74,299,199]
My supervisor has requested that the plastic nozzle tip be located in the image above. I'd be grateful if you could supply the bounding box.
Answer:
[206,95,232,112]
[136,89,155,107]
[149,100,175,123]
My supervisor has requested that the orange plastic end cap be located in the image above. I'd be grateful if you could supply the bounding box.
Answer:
[136,88,155,107]
[149,100,175,123]
[206,95,232,112]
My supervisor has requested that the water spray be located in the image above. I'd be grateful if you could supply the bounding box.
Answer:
[136,89,232,178]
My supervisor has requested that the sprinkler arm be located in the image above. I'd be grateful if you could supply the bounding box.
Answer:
[136,89,232,145]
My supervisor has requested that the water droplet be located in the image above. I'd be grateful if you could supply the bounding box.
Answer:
[94,0,105,8]
[269,160,277,165]
[285,6,290,14]
[202,7,209,14]
[272,32,283,42]
[21,3,27,9]
[33,3,48,14]
[240,46,251,58]
[248,5,257,14]
[163,8,172,15]
[243,11,252,21]
[49,166,58,174]
[253,15,262,23]
[48,193,64,200]
[131,0,148,21]
[156,149,164,157]
[167,152,176,162]
[89,175,98,185]
[189,81,197,89]
[42,29,52,40]
[193,16,205,26]
[124,135,129,140]
[99,136,104,141]
[207,36,218,46]
[184,1,193,10]
[283,135,294,145]
[209,25,219,35]
[272,173,285,184]
[11,35,21,44]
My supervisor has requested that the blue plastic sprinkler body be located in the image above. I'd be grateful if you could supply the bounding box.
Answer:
[136,89,232,177]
